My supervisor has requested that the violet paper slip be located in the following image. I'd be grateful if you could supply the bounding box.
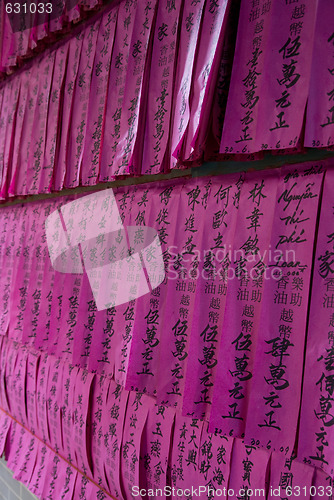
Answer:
[0,337,10,413]
[124,179,184,396]
[0,77,20,199]
[268,451,314,500]
[90,374,111,491]
[198,424,233,499]
[8,204,41,343]
[53,32,84,191]
[305,0,334,149]
[244,162,324,452]
[170,414,204,498]
[170,0,205,169]
[41,452,77,500]
[121,391,154,500]
[298,166,334,475]
[209,170,279,437]
[99,0,138,182]
[139,403,175,495]
[81,6,118,186]
[179,0,231,163]
[6,426,34,483]
[219,0,272,155]
[102,379,129,498]
[24,52,55,195]
[72,368,95,477]
[156,178,209,409]
[109,0,157,176]
[40,43,68,193]
[227,438,270,500]
[141,0,182,175]
[65,19,100,188]
[253,0,318,153]
[183,173,242,420]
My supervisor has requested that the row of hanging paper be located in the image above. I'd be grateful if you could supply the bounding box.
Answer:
[0,0,333,199]
[0,337,331,500]
[0,159,333,477]
[0,0,105,74]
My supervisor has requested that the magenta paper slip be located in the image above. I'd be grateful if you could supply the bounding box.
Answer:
[13,432,38,487]
[53,32,84,191]
[0,77,20,199]
[253,0,318,153]
[81,6,118,186]
[0,410,11,456]
[170,415,204,497]
[65,19,100,188]
[72,368,95,477]
[244,162,324,451]
[139,404,175,494]
[36,352,51,444]
[7,69,31,196]
[219,0,272,155]
[109,0,157,176]
[22,201,55,347]
[90,374,110,491]
[228,438,270,500]
[268,451,314,500]
[26,350,40,436]
[181,0,231,162]
[41,453,77,500]
[99,0,138,182]
[6,425,30,475]
[46,356,65,454]
[8,204,41,342]
[74,474,109,500]
[183,173,242,420]
[209,170,278,436]
[121,391,154,500]
[170,0,205,169]
[298,166,334,475]
[60,362,79,466]
[0,337,10,412]
[29,443,54,498]
[305,0,334,148]
[6,344,28,428]
[0,207,21,336]
[312,468,334,500]
[34,198,64,350]
[141,0,182,175]
[40,43,68,193]
[13,62,42,196]
[24,51,55,195]
[198,423,233,499]
[124,180,184,396]
[103,379,129,498]
[156,179,210,409]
